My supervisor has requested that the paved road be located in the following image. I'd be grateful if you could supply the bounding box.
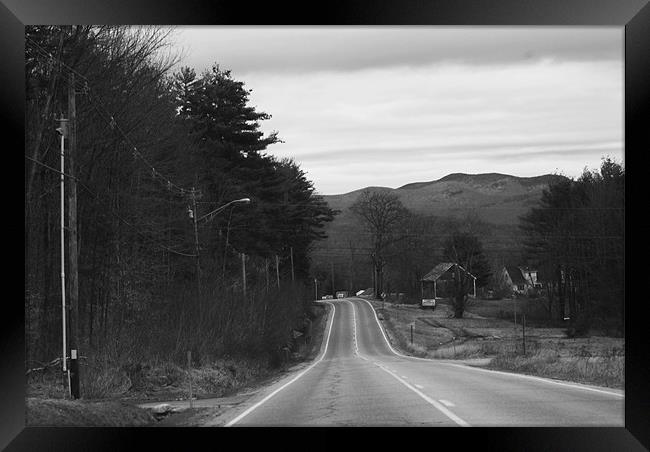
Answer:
[215,297,624,427]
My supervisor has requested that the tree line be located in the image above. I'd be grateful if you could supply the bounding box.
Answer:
[24,25,336,379]
[520,157,624,335]
[312,157,623,333]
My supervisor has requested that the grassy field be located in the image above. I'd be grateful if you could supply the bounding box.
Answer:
[369,297,624,389]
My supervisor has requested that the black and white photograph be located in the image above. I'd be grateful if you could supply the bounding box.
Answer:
[20,21,634,434]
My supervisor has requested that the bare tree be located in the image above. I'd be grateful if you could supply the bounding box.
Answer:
[350,190,409,300]
[443,232,490,318]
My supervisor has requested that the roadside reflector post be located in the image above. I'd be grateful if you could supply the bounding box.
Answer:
[187,350,193,409]
[410,323,414,344]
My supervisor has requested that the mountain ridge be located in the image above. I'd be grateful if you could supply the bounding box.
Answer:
[321,172,567,226]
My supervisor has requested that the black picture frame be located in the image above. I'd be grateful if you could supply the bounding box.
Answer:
[6,0,649,450]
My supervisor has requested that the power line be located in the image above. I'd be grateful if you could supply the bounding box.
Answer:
[26,36,90,86]
[26,36,198,199]
[26,154,198,258]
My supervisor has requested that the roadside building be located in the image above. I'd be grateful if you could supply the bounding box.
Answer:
[420,262,477,304]
[499,265,539,295]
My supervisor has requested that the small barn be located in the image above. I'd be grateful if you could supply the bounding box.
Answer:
[421,262,477,302]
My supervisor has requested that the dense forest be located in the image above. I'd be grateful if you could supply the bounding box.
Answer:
[24,25,336,385]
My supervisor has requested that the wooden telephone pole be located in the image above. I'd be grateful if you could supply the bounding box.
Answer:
[241,253,247,298]
[67,72,80,399]
[190,187,201,314]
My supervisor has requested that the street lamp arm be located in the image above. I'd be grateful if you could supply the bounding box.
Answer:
[197,198,250,224]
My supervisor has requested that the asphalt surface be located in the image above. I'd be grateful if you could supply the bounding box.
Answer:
[213,297,624,427]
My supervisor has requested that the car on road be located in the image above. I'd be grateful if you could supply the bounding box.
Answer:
[420,298,436,310]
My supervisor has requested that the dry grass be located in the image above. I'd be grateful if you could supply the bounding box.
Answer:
[26,397,155,426]
[370,298,624,389]
[487,346,624,389]
[26,303,331,424]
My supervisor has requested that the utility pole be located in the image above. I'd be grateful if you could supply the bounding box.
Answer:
[67,73,80,399]
[314,278,318,301]
[275,255,280,289]
[190,188,201,314]
[372,260,376,299]
[522,312,527,355]
[57,117,68,387]
[330,260,335,296]
[241,252,247,298]
[290,246,295,284]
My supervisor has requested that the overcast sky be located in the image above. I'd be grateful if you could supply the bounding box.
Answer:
[170,27,623,195]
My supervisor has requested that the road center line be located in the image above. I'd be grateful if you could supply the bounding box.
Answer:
[374,362,470,426]
[346,299,469,427]
[224,301,336,426]
[439,399,455,407]
[348,299,367,361]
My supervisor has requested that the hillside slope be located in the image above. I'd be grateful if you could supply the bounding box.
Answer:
[324,173,564,225]
[314,173,565,266]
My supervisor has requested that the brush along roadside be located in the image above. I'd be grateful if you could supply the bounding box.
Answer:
[26,303,331,425]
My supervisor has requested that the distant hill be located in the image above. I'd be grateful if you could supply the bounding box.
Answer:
[314,173,567,262]
[312,172,567,291]
[323,173,565,226]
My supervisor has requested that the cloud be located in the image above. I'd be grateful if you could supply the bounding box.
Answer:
[170,28,623,195]
[173,27,622,75]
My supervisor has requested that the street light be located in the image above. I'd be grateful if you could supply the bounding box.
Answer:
[188,197,251,303]
[197,198,250,224]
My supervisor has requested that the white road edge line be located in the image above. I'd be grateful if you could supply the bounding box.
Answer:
[346,300,469,427]
[225,301,336,427]
[356,297,624,399]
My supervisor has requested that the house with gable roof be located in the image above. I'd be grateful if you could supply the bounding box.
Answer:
[499,265,540,295]
[420,262,476,308]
